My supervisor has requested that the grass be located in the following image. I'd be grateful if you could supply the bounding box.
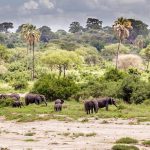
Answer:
[0,101,150,122]
[112,145,139,150]
[85,132,96,137]
[116,137,138,144]
[24,139,38,142]
[142,140,150,147]
[24,132,36,136]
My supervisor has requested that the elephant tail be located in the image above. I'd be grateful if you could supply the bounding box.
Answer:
[91,100,99,113]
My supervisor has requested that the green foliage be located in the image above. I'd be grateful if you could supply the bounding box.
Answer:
[0,44,9,61]
[112,145,139,150]
[11,78,28,90]
[118,75,150,104]
[104,68,126,81]
[142,140,150,146]
[90,40,104,51]
[102,44,130,60]
[7,43,15,48]
[0,98,13,108]
[32,74,80,100]
[116,137,138,144]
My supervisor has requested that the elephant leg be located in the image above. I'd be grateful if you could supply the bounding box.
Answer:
[35,99,39,105]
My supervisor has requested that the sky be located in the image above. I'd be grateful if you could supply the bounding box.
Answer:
[0,0,150,32]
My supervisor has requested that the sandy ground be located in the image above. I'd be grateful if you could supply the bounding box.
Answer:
[0,117,150,150]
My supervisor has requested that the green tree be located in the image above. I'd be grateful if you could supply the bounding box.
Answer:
[1,22,13,33]
[140,45,150,70]
[113,17,132,69]
[128,19,149,41]
[86,18,102,30]
[0,44,8,61]
[69,22,83,33]
[42,50,82,77]
[101,43,130,60]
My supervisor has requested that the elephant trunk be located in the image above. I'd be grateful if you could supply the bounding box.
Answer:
[41,95,47,106]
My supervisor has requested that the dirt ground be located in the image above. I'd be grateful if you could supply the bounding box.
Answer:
[0,117,150,150]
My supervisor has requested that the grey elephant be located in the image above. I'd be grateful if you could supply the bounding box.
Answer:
[12,101,24,108]
[84,100,99,114]
[54,99,64,112]
[97,97,117,111]
[0,94,20,101]
[54,103,62,112]
[25,93,47,106]
[55,99,64,104]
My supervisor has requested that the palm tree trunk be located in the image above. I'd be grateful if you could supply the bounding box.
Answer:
[27,44,29,70]
[32,42,35,80]
[116,39,121,69]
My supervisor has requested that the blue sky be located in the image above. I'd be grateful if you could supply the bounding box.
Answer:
[0,0,149,31]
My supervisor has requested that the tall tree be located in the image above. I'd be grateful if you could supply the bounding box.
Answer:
[21,24,40,80]
[113,17,132,69]
[69,22,83,33]
[1,22,13,33]
[128,19,149,42]
[39,26,56,42]
[86,18,102,30]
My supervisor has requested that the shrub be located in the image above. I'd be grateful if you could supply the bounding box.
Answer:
[104,68,126,81]
[0,98,13,107]
[142,140,150,146]
[7,43,15,48]
[116,137,138,144]
[32,74,80,100]
[112,145,139,150]
[118,75,150,104]
[11,79,28,90]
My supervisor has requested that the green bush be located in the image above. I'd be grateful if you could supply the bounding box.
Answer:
[118,75,150,104]
[0,98,13,107]
[112,145,139,150]
[32,74,80,100]
[116,137,138,144]
[104,68,127,81]
[12,79,28,90]
[142,140,150,146]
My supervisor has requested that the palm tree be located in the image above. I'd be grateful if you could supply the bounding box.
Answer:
[113,17,132,69]
[21,24,40,80]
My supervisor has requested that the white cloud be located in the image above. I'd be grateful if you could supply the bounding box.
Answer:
[109,0,146,4]
[23,0,39,10]
[39,0,54,9]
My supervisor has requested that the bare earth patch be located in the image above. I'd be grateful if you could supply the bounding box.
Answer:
[0,118,150,150]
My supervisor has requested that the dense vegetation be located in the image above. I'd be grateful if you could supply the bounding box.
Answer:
[0,17,150,106]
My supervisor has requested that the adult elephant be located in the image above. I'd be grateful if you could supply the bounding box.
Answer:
[97,97,117,111]
[25,93,47,106]
[0,94,20,101]
[84,100,99,115]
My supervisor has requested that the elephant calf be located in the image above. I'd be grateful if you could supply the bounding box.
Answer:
[54,99,64,112]
[84,100,99,115]
[97,97,117,111]
[25,93,47,106]
[12,101,24,108]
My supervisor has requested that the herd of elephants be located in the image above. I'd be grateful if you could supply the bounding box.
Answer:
[0,93,118,114]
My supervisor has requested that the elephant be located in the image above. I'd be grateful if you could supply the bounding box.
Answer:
[97,97,117,111]
[55,99,64,104]
[25,93,47,106]
[84,100,99,114]
[0,94,20,101]
[12,101,24,108]
[54,103,62,112]
[54,99,64,112]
